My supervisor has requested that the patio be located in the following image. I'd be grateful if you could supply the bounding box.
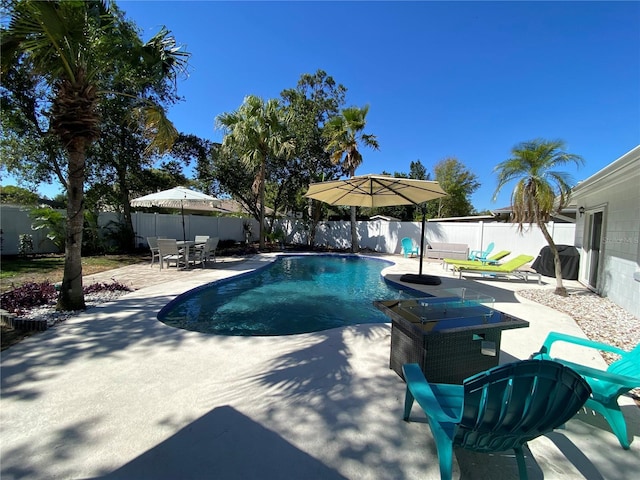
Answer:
[1,254,638,479]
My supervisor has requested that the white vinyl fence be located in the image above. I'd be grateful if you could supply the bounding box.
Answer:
[1,204,574,260]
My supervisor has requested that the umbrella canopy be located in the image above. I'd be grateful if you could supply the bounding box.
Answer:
[130,186,220,211]
[304,174,447,207]
[304,174,447,285]
[131,187,220,240]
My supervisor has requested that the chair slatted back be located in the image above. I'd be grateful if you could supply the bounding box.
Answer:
[456,360,591,453]
[609,344,640,377]
[157,238,180,256]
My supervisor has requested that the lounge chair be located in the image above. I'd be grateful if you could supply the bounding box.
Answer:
[442,250,511,269]
[453,254,539,283]
[401,237,419,258]
[402,360,591,480]
[532,332,640,449]
[468,241,494,261]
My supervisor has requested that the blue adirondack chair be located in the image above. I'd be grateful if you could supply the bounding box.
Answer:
[468,241,494,262]
[401,237,419,258]
[532,331,640,449]
[402,360,591,480]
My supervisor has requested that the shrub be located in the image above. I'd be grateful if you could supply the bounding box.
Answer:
[18,234,34,257]
[84,281,132,294]
[1,281,132,315]
[30,207,66,252]
[1,282,57,314]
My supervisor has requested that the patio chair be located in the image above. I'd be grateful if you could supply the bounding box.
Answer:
[195,236,219,267]
[531,332,640,449]
[157,239,188,270]
[147,236,161,267]
[453,254,539,283]
[401,237,419,258]
[402,359,591,480]
[442,250,511,270]
[195,235,209,243]
[468,242,494,261]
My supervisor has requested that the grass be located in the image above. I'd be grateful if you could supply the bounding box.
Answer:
[0,253,147,293]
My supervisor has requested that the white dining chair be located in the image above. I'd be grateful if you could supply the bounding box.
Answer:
[147,236,161,267]
[195,237,219,267]
[157,239,187,270]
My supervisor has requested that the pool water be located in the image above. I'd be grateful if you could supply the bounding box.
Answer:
[158,255,421,336]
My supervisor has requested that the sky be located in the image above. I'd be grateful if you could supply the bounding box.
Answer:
[3,1,639,212]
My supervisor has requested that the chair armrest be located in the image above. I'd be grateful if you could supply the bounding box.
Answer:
[540,331,628,358]
[403,364,463,423]
[549,358,640,389]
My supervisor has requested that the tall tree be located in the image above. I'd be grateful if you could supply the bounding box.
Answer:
[1,1,189,310]
[280,70,345,245]
[323,105,379,252]
[493,139,583,296]
[216,95,295,249]
[0,185,39,206]
[86,11,188,247]
[427,157,479,218]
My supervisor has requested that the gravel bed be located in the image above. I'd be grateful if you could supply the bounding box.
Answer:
[18,291,128,328]
[517,288,639,365]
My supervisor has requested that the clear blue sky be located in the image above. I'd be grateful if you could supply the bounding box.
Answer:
[5,1,640,212]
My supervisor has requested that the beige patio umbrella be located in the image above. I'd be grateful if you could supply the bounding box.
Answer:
[131,186,220,241]
[305,174,447,285]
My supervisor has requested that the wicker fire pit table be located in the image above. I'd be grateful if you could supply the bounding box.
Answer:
[375,291,529,384]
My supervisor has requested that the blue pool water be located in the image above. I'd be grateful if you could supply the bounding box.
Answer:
[158,255,422,336]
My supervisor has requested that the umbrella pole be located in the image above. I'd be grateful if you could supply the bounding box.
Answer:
[399,205,441,285]
[181,202,186,241]
[418,206,426,276]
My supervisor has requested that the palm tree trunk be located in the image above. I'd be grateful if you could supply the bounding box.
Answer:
[57,143,86,311]
[350,206,359,253]
[258,158,266,250]
[538,221,567,296]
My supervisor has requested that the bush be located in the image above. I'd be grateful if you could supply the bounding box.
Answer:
[1,282,57,315]
[18,234,34,257]
[1,281,133,315]
[84,281,132,294]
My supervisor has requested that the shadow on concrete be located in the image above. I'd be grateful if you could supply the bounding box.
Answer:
[97,406,348,480]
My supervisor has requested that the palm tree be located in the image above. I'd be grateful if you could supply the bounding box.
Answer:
[2,1,188,310]
[493,139,583,296]
[323,105,379,252]
[216,95,294,250]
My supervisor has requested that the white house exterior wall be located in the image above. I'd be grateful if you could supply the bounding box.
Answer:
[573,145,640,318]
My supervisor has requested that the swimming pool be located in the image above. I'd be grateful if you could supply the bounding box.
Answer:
[158,255,422,336]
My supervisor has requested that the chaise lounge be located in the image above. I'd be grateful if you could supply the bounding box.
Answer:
[453,254,540,283]
[442,250,511,270]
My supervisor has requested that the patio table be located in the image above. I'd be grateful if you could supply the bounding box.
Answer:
[375,293,529,384]
[176,240,205,269]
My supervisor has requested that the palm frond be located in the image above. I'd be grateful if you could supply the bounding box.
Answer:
[135,103,178,154]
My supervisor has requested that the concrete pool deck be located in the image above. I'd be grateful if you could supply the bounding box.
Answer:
[1,253,638,479]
